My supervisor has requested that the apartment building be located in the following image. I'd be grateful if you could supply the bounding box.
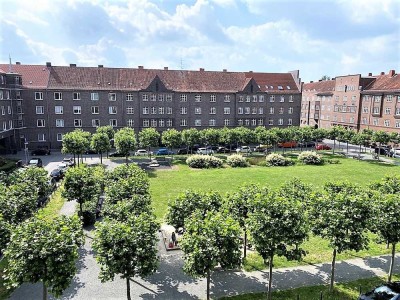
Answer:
[0,63,302,151]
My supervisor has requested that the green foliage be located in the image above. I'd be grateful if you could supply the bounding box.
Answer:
[0,214,10,253]
[265,153,293,167]
[165,190,222,228]
[226,154,249,168]
[103,195,152,221]
[277,178,313,206]
[372,194,400,245]
[161,128,182,150]
[3,216,84,298]
[369,174,400,194]
[138,128,160,149]
[201,128,220,146]
[181,128,201,148]
[91,132,111,162]
[298,151,324,165]
[114,127,136,159]
[186,154,223,168]
[13,166,52,197]
[96,125,115,140]
[62,129,91,157]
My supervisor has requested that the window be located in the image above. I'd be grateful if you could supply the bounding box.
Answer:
[373,107,380,114]
[224,95,231,102]
[143,107,149,114]
[91,92,99,101]
[238,119,243,126]
[289,95,293,102]
[195,107,201,114]
[386,95,393,102]
[288,107,293,114]
[244,107,250,114]
[279,107,284,114]
[7,106,11,114]
[55,106,63,114]
[109,106,117,114]
[194,119,201,126]
[269,107,274,114]
[143,119,149,127]
[210,107,216,114]
[38,133,45,142]
[126,107,134,114]
[280,96,285,102]
[246,96,251,102]
[2,121,6,131]
[270,95,275,102]
[92,119,100,127]
[258,107,263,114]
[253,95,257,102]
[396,121,400,128]
[384,120,390,127]
[109,119,117,127]
[195,95,201,102]
[127,119,134,127]
[278,118,284,125]
[73,92,80,100]
[259,95,264,102]
[73,106,81,114]
[396,108,400,115]
[74,119,82,127]
[151,119,157,127]
[362,117,368,125]
[224,119,230,126]
[245,119,250,126]
[158,107,165,115]
[150,94,156,101]
[180,119,187,127]
[374,96,382,102]
[362,106,368,113]
[166,94,172,102]
[166,119,173,127]
[343,96,347,102]
[90,106,99,114]
[54,92,62,100]
[373,118,379,126]
[5,91,9,100]
[349,117,355,123]
[210,95,216,102]
[180,107,187,115]
[0,91,3,100]
[36,106,44,114]
[269,119,273,125]
[109,93,116,101]
[166,107,172,114]
[0,106,3,115]
[288,118,292,125]
[238,107,243,114]
[57,133,63,141]
[209,119,216,126]
[56,119,64,127]
[239,96,244,102]
[35,92,43,100]
[142,94,148,101]
[252,107,257,114]
[224,107,230,114]
[126,94,133,101]
[37,119,45,127]
[180,94,187,102]
[151,107,156,114]
[251,119,257,126]
[158,119,165,127]
[385,107,391,114]
[158,94,164,102]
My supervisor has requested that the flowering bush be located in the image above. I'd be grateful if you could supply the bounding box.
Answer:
[298,151,324,165]
[265,153,293,167]
[186,155,223,169]
[226,154,249,168]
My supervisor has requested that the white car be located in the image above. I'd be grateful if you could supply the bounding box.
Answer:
[236,146,252,154]
[392,148,400,158]
[58,163,68,172]
[135,149,152,156]
[197,148,214,155]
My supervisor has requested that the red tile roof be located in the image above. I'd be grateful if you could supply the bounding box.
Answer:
[0,64,50,88]
[303,80,335,93]
[245,72,300,94]
[363,72,400,92]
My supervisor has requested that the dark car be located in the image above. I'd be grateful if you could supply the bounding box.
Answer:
[359,281,400,300]
[156,148,174,155]
[375,147,389,156]
[31,147,51,156]
[177,148,189,155]
[50,168,64,181]
[109,151,128,157]
[85,149,98,155]
[28,158,43,167]
[299,141,316,148]
[217,146,230,153]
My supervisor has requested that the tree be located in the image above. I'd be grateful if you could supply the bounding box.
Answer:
[91,132,111,164]
[62,129,91,166]
[138,128,160,159]
[181,128,201,154]
[181,211,241,300]
[327,126,342,154]
[13,166,52,200]
[320,75,331,81]
[351,132,369,155]
[96,125,115,158]
[277,177,313,207]
[103,195,152,221]
[248,189,309,300]
[201,128,220,146]
[93,213,159,300]
[161,129,182,153]
[310,181,372,291]
[0,213,10,253]
[369,174,400,195]
[223,184,263,259]
[3,216,84,300]
[338,128,355,154]
[220,127,239,151]
[372,130,390,160]
[114,127,136,164]
[234,127,254,145]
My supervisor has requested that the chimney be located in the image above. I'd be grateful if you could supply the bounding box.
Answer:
[70,63,76,67]
[164,67,168,70]
[389,69,395,76]
[223,69,227,72]
[368,72,372,76]
[331,78,335,80]
[16,62,21,65]
[98,65,103,68]
[319,79,322,82]
[138,66,144,69]
[248,71,253,73]
[46,62,51,67]
[199,68,204,71]
[310,81,313,83]
[380,71,385,75]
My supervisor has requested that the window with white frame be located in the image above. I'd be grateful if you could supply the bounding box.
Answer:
[36,106,44,114]
[269,107,274,114]
[238,96,244,102]
[258,107,263,114]
[373,107,380,114]
[269,119,273,125]
[195,107,201,114]
[166,94,172,102]
[253,95,257,102]
[251,107,257,114]
[180,119,187,127]
[396,121,400,128]
[224,107,230,114]
[238,107,243,114]
[343,96,347,102]
[246,96,251,102]
[386,95,393,102]
[126,94,133,101]
[385,107,391,114]
[38,133,45,141]
[166,119,173,127]
[7,106,11,114]
[289,95,293,102]
[143,107,149,114]
[195,95,201,102]
[251,119,257,126]
[209,119,216,126]
[194,119,201,126]
[5,91,9,100]
[151,107,157,114]
[150,94,156,101]
[280,96,285,102]
[109,119,117,127]
[270,95,275,102]
[37,119,45,127]
[180,94,187,102]
[54,92,62,100]
[158,107,165,115]
[142,94,149,101]
[92,119,100,127]
[224,95,230,102]
[278,118,284,125]
[384,120,390,127]
[143,119,149,127]
[35,92,43,100]
[126,107,134,114]
[0,91,3,100]
[57,133,63,141]
[288,118,292,125]
[166,107,172,114]
[374,96,382,102]
[0,106,4,115]
[158,119,165,127]
[259,95,264,102]
[158,94,164,102]
[2,121,6,131]
[91,92,99,101]
[362,117,368,124]
[91,106,99,114]
[245,107,250,114]
[74,119,82,127]
[245,119,250,126]
[55,106,63,114]
[362,106,368,113]
[73,106,81,114]
[224,119,230,126]
[238,119,243,126]
[73,92,80,100]
[151,119,157,127]
[109,106,117,114]
[288,107,293,114]
[349,117,354,123]
[210,107,216,114]
[56,119,64,127]
[258,119,263,125]
[127,119,134,127]
[180,107,187,114]
[373,118,379,125]
[396,108,400,115]
[210,95,216,102]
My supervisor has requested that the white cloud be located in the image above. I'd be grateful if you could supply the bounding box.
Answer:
[339,0,400,23]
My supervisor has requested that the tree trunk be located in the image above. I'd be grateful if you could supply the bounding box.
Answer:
[125,155,128,165]
[243,230,247,259]
[77,154,80,166]
[207,270,210,300]
[126,277,131,300]
[42,281,47,300]
[79,201,83,218]
[330,248,337,291]
[100,152,103,164]
[359,144,362,156]
[346,142,349,153]
[267,254,274,300]
[333,139,336,154]
[73,154,76,166]
[388,243,396,282]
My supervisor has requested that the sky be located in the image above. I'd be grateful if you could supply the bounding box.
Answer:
[0,0,399,82]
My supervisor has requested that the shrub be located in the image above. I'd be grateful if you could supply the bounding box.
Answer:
[327,159,340,164]
[186,155,223,169]
[298,151,324,165]
[226,154,249,168]
[265,153,293,167]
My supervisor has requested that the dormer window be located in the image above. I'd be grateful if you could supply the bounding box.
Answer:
[278,85,283,90]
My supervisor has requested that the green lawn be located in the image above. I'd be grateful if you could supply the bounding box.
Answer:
[220,274,400,300]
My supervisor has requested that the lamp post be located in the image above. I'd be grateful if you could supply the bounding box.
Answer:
[24,139,29,165]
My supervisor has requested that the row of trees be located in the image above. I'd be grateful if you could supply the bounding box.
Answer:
[166,175,400,300]
[62,125,400,163]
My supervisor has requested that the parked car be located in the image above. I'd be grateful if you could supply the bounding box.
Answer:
[109,151,128,157]
[197,147,214,155]
[28,158,43,167]
[254,144,272,152]
[236,146,252,154]
[358,281,400,300]
[58,163,69,173]
[84,149,97,155]
[62,157,75,167]
[299,141,316,148]
[278,141,298,148]
[374,147,389,156]
[31,147,51,156]
[156,148,174,155]
[392,148,400,158]
[177,148,189,155]
[315,143,331,150]
[47,177,57,192]
[135,149,153,156]
[50,168,64,181]
[216,146,230,153]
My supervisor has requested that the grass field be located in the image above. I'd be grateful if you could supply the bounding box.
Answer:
[220,273,400,300]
